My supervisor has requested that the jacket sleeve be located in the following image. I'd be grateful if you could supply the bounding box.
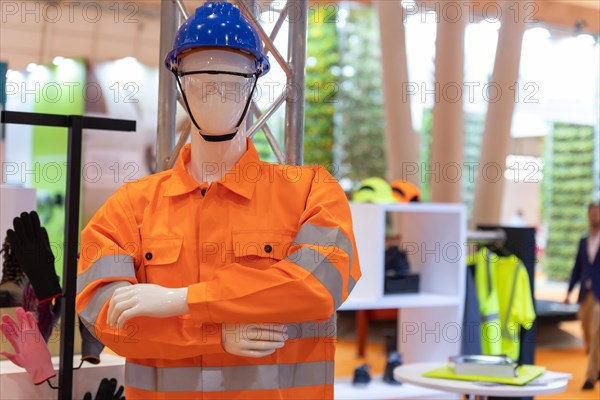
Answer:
[567,239,584,294]
[76,185,223,360]
[187,165,361,324]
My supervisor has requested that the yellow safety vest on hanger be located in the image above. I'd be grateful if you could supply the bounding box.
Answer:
[470,248,536,360]
[469,249,502,355]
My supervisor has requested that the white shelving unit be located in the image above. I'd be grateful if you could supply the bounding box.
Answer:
[335,202,466,400]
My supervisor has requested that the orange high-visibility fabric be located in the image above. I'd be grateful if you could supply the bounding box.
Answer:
[76,139,360,399]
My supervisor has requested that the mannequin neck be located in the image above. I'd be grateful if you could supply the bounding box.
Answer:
[187,125,248,184]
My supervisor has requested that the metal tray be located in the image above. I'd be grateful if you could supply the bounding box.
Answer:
[449,355,519,378]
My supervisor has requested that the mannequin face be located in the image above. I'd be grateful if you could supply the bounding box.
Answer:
[178,49,257,137]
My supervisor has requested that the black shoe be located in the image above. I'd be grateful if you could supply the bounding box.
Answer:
[383,352,403,385]
[352,364,371,386]
[582,380,595,390]
[0,240,29,307]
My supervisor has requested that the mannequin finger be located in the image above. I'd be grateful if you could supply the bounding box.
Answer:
[107,288,136,321]
[115,306,140,329]
[245,340,285,352]
[111,285,135,300]
[256,329,288,341]
[238,348,276,358]
[109,289,136,306]
[254,323,287,332]
[245,328,287,342]
[107,297,138,328]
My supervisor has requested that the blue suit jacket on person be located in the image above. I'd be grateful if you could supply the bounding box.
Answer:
[568,236,600,303]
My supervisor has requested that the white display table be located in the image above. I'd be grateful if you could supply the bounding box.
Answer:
[394,362,569,399]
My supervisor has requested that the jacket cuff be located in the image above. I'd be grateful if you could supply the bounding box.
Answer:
[187,282,212,323]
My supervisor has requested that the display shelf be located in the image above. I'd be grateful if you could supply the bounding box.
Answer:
[342,202,467,365]
[339,292,460,310]
[334,374,457,399]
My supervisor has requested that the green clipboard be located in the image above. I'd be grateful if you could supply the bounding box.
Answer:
[422,364,546,386]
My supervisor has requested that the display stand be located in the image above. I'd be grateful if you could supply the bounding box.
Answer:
[335,202,466,399]
[477,226,537,400]
[0,111,135,400]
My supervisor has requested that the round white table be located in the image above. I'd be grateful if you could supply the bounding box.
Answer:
[394,362,569,400]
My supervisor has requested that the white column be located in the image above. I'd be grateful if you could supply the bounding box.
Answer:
[430,4,466,203]
[376,1,420,186]
[471,1,526,226]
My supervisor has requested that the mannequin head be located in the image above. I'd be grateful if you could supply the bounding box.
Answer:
[165,1,270,143]
[178,49,257,140]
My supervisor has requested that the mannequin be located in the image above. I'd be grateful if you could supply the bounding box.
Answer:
[77,2,360,399]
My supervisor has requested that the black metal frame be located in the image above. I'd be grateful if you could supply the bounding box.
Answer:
[1,111,136,400]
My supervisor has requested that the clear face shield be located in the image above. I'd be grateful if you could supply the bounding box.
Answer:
[176,50,258,142]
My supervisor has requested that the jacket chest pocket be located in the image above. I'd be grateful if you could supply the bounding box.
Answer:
[141,236,184,287]
[232,231,295,270]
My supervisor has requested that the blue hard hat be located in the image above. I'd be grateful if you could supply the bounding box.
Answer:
[165,1,270,76]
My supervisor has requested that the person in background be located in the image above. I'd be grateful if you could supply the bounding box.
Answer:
[565,202,600,390]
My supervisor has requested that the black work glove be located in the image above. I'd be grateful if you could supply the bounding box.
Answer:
[6,211,62,302]
[79,316,105,364]
[83,378,125,400]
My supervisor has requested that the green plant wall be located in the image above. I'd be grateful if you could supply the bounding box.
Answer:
[336,5,385,181]
[544,123,595,280]
[304,4,339,168]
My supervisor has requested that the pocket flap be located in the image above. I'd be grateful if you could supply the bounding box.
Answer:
[142,237,184,266]
[232,231,296,260]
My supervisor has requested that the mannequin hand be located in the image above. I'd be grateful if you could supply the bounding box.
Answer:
[221,323,288,358]
[107,284,189,329]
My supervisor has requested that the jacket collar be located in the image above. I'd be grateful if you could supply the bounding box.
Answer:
[164,138,259,200]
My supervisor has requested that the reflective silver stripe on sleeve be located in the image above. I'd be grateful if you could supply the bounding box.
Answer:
[294,224,356,295]
[77,255,136,294]
[79,281,131,326]
[286,314,337,340]
[482,313,500,322]
[286,247,343,309]
[125,360,334,392]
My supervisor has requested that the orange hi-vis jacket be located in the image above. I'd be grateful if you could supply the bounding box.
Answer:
[76,139,361,399]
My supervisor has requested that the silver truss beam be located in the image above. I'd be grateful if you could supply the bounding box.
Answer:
[156,1,180,172]
[247,90,287,139]
[158,0,308,168]
[237,1,291,78]
[250,103,285,164]
[284,0,307,165]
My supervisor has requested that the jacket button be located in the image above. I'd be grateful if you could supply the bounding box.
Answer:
[264,244,272,253]
[145,252,153,260]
